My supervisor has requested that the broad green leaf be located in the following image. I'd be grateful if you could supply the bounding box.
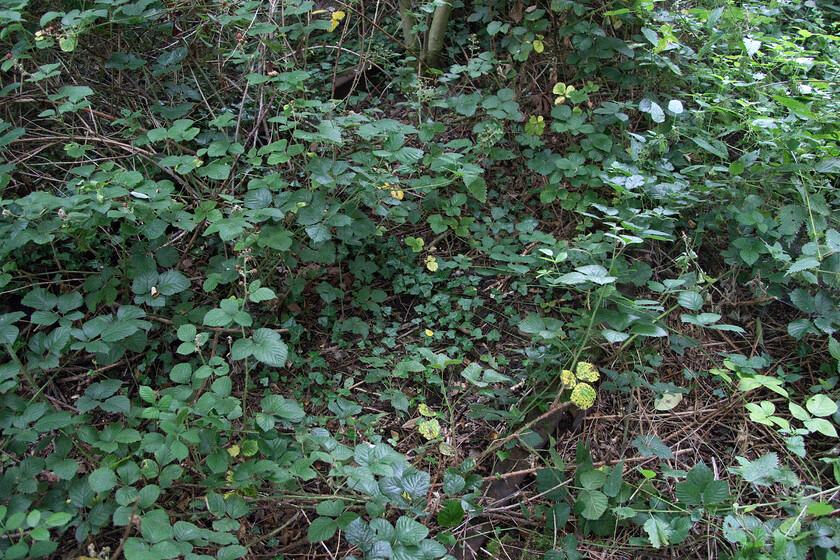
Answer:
[395,516,428,545]
[578,489,608,520]
[579,469,606,491]
[307,517,337,542]
[535,468,567,501]
[44,512,72,527]
[677,290,703,311]
[88,468,118,493]
[805,418,838,438]
[806,394,838,417]
[644,516,673,548]
[140,510,172,544]
[252,328,288,367]
[157,270,190,295]
[437,500,465,527]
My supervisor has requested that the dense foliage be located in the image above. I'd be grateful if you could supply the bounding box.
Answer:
[1,0,840,559]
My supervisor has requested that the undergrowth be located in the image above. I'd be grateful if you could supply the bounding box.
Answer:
[1,0,839,559]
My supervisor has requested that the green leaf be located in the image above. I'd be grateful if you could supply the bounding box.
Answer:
[536,468,567,501]
[44,512,72,527]
[217,545,248,560]
[251,328,288,367]
[691,136,728,158]
[644,516,673,548]
[702,480,730,505]
[307,517,337,542]
[140,509,172,544]
[677,290,703,311]
[318,121,342,144]
[806,394,838,417]
[736,453,779,484]
[578,489,608,520]
[437,500,465,527]
[546,503,570,532]
[316,500,345,517]
[395,516,428,545]
[249,287,276,303]
[805,418,838,438]
[603,461,624,497]
[579,469,606,491]
[88,468,118,493]
[138,385,156,403]
[203,308,232,327]
[156,270,190,295]
[632,435,674,459]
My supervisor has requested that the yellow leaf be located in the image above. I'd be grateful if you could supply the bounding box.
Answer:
[390,189,404,200]
[227,445,240,458]
[570,383,596,409]
[425,256,439,272]
[329,19,340,32]
[333,10,346,21]
[418,418,441,440]
[418,403,434,417]
[560,369,576,389]
[575,362,599,382]
[424,329,434,337]
[533,40,544,53]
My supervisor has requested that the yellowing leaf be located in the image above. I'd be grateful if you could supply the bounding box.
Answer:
[227,445,240,458]
[570,383,597,409]
[418,418,441,439]
[333,11,346,21]
[533,40,544,53]
[329,19,340,32]
[424,329,434,337]
[390,189,404,200]
[418,403,434,417]
[654,392,683,411]
[439,441,457,456]
[426,255,439,272]
[575,362,599,382]
[560,369,576,388]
